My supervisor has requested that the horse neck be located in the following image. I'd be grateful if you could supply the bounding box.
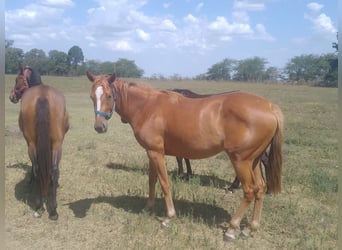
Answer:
[114,80,151,124]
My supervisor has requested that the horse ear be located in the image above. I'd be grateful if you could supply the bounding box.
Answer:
[18,62,24,74]
[86,71,95,82]
[107,73,116,85]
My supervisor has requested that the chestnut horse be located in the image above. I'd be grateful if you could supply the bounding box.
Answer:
[87,72,283,240]
[9,66,69,220]
[171,88,270,194]
[171,89,211,180]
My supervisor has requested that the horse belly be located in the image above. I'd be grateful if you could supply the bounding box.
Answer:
[164,132,224,159]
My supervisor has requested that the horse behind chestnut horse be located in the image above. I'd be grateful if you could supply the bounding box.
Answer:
[9,67,69,220]
[87,72,284,241]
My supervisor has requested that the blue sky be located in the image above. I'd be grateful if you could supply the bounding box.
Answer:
[5,0,338,77]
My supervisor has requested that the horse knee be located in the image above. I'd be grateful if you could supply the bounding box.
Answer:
[243,188,255,202]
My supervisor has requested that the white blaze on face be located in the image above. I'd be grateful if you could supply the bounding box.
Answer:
[95,86,103,111]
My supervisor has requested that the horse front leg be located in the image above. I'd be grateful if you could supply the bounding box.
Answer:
[144,159,157,214]
[147,150,176,226]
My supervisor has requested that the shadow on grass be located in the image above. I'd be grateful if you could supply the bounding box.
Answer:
[9,163,37,211]
[7,162,31,171]
[65,195,231,227]
[106,161,235,190]
[106,162,147,174]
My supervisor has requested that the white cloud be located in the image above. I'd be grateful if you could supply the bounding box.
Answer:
[163,3,171,9]
[208,16,252,35]
[154,43,166,49]
[305,3,336,36]
[160,19,177,31]
[255,24,275,41]
[307,2,323,12]
[136,28,150,41]
[233,0,265,11]
[39,0,74,8]
[184,14,199,24]
[195,3,204,12]
[232,11,249,23]
[313,13,336,34]
[106,40,132,51]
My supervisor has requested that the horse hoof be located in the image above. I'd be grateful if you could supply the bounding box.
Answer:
[161,218,170,228]
[49,213,59,221]
[33,211,42,218]
[241,228,252,238]
[241,227,256,238]
[225,189,234,194]
[223,231,236,241]
[141,208,154,215]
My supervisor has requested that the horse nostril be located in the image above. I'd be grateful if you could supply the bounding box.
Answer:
[94,122,107,133]
[94,126,102,133]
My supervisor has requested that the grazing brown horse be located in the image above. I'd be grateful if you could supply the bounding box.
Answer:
[9,66,69,220]
[87,72,283,241]
[171,88,271,194]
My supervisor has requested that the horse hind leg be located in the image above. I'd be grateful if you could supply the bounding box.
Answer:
[184,158,192,180]
[241,161,266,237]
[224,160,257,241]
[176,157,185,178]
[27,143,44,218]
[227,176,240,193]
[47,148,61,220]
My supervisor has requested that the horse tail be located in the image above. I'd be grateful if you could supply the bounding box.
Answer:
[266,104,284,194]
[36,97,52,197]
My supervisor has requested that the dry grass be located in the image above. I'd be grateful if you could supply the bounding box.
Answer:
[5,75,337,249]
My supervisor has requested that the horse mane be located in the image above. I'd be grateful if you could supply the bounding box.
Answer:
[28,68,43,87]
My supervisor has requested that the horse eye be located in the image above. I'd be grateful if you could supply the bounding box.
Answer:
[106,94,112,99]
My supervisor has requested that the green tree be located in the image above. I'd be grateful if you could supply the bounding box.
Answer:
[23,48,48,74]
[206,58,235,80]
[48,50,69,76]
[284,54,335,85]
[99,61,115,74]
[264,67,279,82]
[84,60,101,74]
[68,45,84,76]
[5,47,24,74]
[234,57,267,82]
[114,58,144,78]
[320,53,337,87]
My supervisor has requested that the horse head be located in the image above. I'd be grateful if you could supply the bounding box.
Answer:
[9,65,29,103]
[87,71,117,133]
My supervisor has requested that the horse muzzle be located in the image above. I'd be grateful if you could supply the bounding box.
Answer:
[94,119,108,133]
[9,94,19,104]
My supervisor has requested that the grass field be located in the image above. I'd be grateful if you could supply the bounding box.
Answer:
[5,74,337,249]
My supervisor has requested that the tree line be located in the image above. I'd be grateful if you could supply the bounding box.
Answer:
[195,53,337,87]
[5,40,144,78]
[5,39,337,87]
